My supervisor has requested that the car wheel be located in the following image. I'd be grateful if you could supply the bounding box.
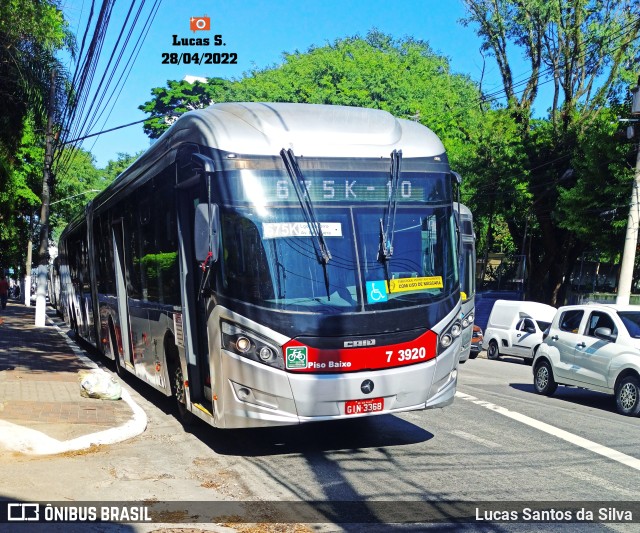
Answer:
[487,340,500,360]
[534,360,558,396]
[615,376,640,417]
[469,352,478,360]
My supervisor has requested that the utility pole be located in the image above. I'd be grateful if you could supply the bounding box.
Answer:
[24,212,34,306]
[35,69,56,327]
[616,77,640,305]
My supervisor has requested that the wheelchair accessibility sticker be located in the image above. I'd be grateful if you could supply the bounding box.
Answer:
[366,280,388,304]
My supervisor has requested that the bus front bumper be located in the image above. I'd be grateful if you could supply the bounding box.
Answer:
[217,341,459,429]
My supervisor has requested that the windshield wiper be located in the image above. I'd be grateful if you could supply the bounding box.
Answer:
[280,148,332,300]
[378,149,402,286]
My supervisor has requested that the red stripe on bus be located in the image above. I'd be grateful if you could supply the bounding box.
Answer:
[283,330,438,373]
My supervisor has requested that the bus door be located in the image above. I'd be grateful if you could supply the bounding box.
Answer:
[111,220,134,371]
[175,174,212,413]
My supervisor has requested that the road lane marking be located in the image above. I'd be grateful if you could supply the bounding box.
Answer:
[450,429,501,449]
[455,391,640,472]
[560,468,637,497]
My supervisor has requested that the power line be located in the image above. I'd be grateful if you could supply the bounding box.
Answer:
[54,0,163,176]
[60,116,160,144]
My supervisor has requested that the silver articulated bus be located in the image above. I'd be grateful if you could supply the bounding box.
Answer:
[455,203,476,364]
[58,102,463,428]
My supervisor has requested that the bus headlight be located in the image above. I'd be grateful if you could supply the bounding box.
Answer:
[438,320,462,354]
[236,336,251,353]
[258,346,275,362]
[440,334,453,348]
[461,316,470,328]
[221,320,284,370]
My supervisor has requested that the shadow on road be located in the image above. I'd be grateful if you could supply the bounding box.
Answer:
[510,383,618,414]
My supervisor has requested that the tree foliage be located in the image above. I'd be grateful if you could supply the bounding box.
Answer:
[0,0,73,274]
[0,0,72,153]
[139,78,232,139]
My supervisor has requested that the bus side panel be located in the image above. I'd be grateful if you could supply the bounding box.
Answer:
[140,305,174,393]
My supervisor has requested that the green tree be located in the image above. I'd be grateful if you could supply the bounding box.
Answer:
[139,78,232,139]
[0,118,43,276]
[462,0,640,304]
[48,151,141,242]
[0,0,72,155]
[49,149,101,241]
[0,0,73,274]
[101,151,144,182]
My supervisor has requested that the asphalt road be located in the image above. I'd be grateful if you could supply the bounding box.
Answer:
[1,349,639,532]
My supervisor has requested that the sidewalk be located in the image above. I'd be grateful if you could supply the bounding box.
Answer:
[0,301,146,455]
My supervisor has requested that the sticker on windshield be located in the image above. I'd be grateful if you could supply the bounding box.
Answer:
[262,222,342,239]
[389,276,443,293]
[366,280,388,304]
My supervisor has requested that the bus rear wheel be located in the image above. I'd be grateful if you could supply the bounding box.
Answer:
[167,343,196,426]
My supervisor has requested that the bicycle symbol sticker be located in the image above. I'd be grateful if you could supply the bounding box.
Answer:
[366,280,388,304]
[286,346,308,369]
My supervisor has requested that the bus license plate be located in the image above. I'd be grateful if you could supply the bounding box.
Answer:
[345,398,384,415]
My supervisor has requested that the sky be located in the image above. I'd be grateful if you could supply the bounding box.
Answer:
[59,0,523,169]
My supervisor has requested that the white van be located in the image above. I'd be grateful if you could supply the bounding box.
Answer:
[482,300,556,363]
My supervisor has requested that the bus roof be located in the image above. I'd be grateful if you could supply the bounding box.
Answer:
[170,102,447,158]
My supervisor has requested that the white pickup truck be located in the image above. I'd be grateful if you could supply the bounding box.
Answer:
[482,300,556,363]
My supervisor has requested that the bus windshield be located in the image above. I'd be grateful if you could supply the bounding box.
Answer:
[214,164,458,314]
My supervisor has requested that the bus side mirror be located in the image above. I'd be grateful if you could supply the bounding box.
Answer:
[194,203,220,262]
[192,153,215,174]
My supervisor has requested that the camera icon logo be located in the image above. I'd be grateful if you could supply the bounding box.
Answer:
[190,16,210,32]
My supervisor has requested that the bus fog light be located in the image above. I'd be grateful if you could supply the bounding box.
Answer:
[467,312,474,323]
[462,317,470,328]
[440,334,453,348]
[236,336,251,353]
[237,387,251,400]
[259,346,274,361]
[451,323,462,337]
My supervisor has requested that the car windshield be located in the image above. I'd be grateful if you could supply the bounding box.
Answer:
[214,163,458,314]
[617,312,640,338]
